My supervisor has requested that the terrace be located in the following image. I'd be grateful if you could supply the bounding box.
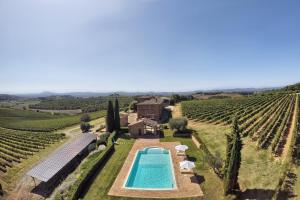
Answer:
[108,139,203,198]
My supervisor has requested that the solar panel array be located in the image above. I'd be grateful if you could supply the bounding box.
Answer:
[26,133,97,182]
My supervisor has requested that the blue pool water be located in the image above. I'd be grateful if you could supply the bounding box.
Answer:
[124,147,176,189]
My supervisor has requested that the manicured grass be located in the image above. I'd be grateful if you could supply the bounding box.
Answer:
[190,120,286,199]
[83,137,135,200]
[239,138,285,191]
[83,134,214,200]
[161,128,225,200]
[190,121,230,159]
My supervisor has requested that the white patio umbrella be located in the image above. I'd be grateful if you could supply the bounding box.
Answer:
[179,160,195,169]
[175,145,188,152]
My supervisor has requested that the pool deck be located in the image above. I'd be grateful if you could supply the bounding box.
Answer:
[108,139,204,198]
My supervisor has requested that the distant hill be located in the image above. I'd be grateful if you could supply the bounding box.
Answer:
[0,94,23,101]
[11,87,281,98]
[283,82,300,91]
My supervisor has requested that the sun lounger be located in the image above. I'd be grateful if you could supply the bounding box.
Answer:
[176,151,186,156]
[180,168,194,174]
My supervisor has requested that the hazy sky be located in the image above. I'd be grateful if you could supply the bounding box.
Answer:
[1,0,300,93]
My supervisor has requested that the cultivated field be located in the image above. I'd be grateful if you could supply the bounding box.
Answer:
[181,93,300,199]
[29,96,133,113]
[182,94,298,157]
[1,93,300,200]
[0,128,65,173]
[0,108,105,132]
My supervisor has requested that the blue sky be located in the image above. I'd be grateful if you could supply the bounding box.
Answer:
[1,0,300,93]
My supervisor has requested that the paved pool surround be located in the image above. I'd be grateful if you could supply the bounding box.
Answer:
[124,147,176,190]
[108,139,203,198]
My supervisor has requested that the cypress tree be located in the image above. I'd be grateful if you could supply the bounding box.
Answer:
[224,118,242,195]
[106,100,115,133]
[114,98,120,131]
[223,132,233,176]
[0,183,3,196]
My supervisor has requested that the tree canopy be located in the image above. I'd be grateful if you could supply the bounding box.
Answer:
[169,117,188,133]
[80,122,91,133]
[80,113,91,122]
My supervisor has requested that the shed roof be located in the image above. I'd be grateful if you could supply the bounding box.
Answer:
[128,120,144,127]
[26,133,96,182]
[143,118,158,127]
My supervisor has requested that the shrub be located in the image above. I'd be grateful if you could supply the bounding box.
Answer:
[169,117,188,133]
[88,143,96,152]
[171,94,194,103]
[97,132,110,145]
[80,114,91,122]
[80,123,91,133]
[193,132,223,178]
[61,135,115,200]
[129,100,137,112]
[110,131,117,143]
[96,124,105,132]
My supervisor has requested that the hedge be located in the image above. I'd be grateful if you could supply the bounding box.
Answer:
[192,132,223,178]
[56,136,115,200]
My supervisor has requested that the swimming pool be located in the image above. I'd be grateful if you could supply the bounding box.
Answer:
[124,147,176,190]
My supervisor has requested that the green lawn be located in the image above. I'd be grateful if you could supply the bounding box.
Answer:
[239,138,285,191]
[82,131,225,200]
[191,121,287,199]
[160,128,225,200]
[81,121,287,200]
[83,137,136,200]
[190,122,230,159]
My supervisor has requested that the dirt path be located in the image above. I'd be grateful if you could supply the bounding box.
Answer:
[172,104,182,118]
[4,117,105,200]
[172,103,199,129]
[281,95,298,162]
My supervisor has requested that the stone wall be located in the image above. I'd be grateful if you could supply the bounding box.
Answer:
[128,121,145,138]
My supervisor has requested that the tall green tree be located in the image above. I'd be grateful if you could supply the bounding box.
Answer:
[168,117,188,133]
[80,122,91,133]
[80,113,91,122]
[0,183,3,196]
[223,118,242,195]
[114,98,120,131]
[106,100,115,133]
[223,127,234,177]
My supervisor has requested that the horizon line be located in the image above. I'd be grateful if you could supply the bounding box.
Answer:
[0,85,286,95]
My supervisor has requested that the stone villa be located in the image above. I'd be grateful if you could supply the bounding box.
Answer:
[136,97,164,121]
[128,96,170,137]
